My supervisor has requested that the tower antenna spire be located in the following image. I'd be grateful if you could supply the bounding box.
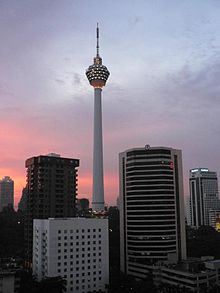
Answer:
[96,22,99,57]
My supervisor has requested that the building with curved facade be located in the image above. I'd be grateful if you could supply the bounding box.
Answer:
[119,146,186,279]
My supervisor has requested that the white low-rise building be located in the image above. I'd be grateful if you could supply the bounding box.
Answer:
[33,218,109,293]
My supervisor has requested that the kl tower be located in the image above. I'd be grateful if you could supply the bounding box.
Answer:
[86,24,110,211]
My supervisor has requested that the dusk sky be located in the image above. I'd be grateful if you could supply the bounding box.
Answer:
[1,0,220,207]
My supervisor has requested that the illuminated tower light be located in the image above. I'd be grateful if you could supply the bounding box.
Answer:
[86,24,110,211]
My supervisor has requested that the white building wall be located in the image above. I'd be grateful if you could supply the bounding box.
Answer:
[33,218,109,293]
[0,272,16,293]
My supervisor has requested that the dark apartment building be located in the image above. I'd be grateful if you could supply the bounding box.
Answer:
[119,146,186,279]
[24,153,79,266]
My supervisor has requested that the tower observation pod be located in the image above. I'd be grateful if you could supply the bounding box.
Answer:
[86,24,110,211]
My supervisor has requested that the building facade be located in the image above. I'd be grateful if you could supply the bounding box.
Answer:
[0,176,14,212]
[33,218,109,293]
[153,259,220,292]
[119,146,186,279]
[189,168,220,228]
[24,153,79,265]
[0,270,20,293]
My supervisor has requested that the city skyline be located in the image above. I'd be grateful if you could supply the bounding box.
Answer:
[0,0,220,207]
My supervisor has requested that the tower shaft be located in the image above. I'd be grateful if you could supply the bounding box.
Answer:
[92,88,104,210]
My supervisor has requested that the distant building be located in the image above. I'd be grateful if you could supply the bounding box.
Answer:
[18,187,28,212]
[77,198,90,211]
[0,176,14,212]
[153,258,220,292]
[24,153,79,266]
[33,218,109,293]
[208,210,220,231]
[0,270,20,293]
[189,168,220,228]
[185,195,191,226]
[119,146,186,279]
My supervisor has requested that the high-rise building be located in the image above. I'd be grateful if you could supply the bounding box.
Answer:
[119,146,186,279]
[189,168,220,228]
[33,218,109,293]
[86,24,110,211]
[185,196,191,226]
[0,176,14,212]
[18,187,28,212]
[24,153,79,265]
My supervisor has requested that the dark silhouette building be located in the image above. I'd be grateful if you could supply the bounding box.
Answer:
[24,153,79,266]
[0,176,14,212]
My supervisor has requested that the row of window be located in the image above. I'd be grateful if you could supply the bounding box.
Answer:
[58,228,102,233]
